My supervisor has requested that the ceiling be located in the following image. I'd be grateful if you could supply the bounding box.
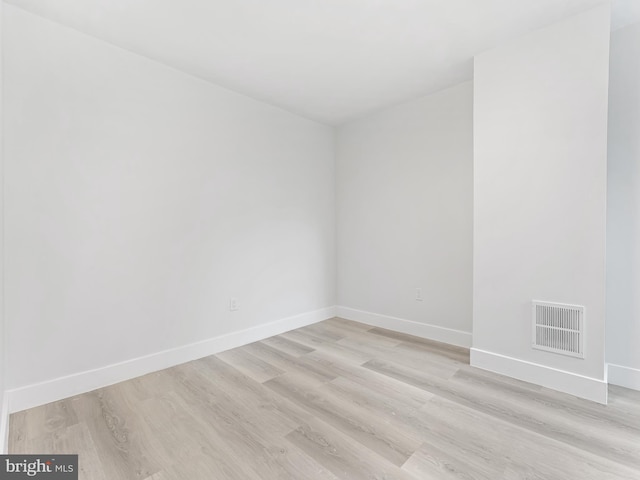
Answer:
[6,0,640,125]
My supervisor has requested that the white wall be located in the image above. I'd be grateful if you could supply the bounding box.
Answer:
[336,82,473,346]
[472,5,611,403]
[3,6,335,394]
[606,21,640,391]
[0,0,7,451]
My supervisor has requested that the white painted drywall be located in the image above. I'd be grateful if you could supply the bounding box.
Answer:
[3,6,335,390]
[336,82,473,336]
[0,0,7,450]
[473,5,610,387]
[606,21,640,388]
[6,0,620,125]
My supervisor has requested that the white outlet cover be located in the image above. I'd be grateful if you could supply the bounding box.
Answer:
[229,297,239,311]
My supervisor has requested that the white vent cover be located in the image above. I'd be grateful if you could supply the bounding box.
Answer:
[532,301,584,358]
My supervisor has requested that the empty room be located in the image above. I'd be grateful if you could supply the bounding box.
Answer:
[0,0,639,479]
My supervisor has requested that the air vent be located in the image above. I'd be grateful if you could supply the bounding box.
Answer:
[532,301,584,358]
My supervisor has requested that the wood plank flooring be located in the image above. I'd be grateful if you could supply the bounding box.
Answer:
[9,318,640,479]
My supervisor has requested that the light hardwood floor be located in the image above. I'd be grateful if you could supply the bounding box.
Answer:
[9,318,640,479]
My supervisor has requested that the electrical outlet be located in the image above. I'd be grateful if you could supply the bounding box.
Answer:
[229,297,239,311]
[416,288,423,301]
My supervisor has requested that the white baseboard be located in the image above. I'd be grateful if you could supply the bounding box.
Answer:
[608,363,640,391]
[471,348,608,404]
[8,306,335,413]
[0,392,9,454]
[336,306,472,348]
